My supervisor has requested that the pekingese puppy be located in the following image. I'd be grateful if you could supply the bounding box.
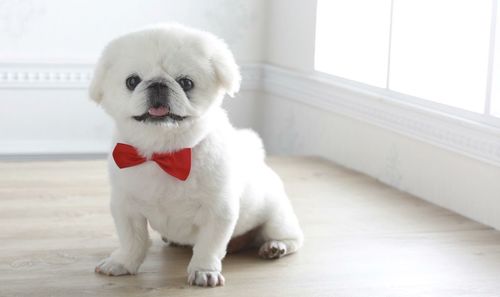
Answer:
[90,24,303,287]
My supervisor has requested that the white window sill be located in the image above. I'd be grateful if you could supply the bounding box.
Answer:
[260,64,500,167]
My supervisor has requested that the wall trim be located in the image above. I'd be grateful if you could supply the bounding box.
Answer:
[0,63,94,89]
[0,62,262,90]
[261,64,500,168]
[1,62,499,168]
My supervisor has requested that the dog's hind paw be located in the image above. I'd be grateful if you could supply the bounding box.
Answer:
[258,240,287,259]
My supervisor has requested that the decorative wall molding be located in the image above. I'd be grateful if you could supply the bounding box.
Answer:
[261,65,500,167]
[1,62,499,167]
[0,63,262,90]
[0,63,94,89]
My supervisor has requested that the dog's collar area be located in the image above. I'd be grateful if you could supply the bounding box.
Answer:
[113,143,192,181]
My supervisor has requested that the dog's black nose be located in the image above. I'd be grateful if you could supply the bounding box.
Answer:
[148,82,168,90]
[147,82,169,108]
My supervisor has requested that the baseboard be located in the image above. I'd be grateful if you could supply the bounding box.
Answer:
[0,153,108,161]
[0,140,111,155]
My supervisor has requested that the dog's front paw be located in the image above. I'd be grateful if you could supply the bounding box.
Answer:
[259,240,287,259]
[188,270,225,287]
[95,257,131,276]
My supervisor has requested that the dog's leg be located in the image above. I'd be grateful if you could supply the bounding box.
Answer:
[258,190,304,260]
[187,215,236,287]
[95,199,151,276]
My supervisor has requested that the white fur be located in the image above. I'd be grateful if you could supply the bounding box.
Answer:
[90,24,303,287]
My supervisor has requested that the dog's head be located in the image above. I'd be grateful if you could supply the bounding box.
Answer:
[89,24,240,129]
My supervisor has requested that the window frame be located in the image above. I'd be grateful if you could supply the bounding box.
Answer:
[314,0,500,130]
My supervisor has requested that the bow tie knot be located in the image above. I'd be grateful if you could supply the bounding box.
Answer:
[112,143,191,181]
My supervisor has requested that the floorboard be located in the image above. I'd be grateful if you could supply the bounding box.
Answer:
[1,157,500,297]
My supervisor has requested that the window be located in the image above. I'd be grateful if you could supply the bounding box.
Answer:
[491,1,500,117]
[315,0,392,88]
[315,0,500,123]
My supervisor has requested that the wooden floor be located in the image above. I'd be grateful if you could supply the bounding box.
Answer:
[1,157,500,297]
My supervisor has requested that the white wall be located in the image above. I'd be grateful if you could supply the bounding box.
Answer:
[258,0,500,230]
[258,93,500,229]
[0,0,267,63]
[0,0,267,155]
[265,0,318,71]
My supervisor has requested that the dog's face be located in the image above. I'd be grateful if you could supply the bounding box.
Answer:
[89,25,240,129]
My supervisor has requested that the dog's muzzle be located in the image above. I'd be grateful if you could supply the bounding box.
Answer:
[132,81,187,123]
[147,81,169,108]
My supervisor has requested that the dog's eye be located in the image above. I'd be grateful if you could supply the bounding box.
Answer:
[177,77,194,92]
[126,75,141,91]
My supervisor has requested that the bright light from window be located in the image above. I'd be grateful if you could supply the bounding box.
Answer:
[315,0,498,118]
[315,0,392,88]
[389,0,491,113]
[490,0,500,118]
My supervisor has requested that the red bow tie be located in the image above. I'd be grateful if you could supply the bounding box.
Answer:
[112,143,191,181]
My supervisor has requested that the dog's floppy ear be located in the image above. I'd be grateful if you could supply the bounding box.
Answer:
[211,41,241,98]
[89,53,110,103]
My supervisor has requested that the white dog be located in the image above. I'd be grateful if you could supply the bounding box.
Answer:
[90,24,303,287]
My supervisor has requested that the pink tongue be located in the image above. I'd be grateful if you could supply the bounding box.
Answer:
[148,106,169,117]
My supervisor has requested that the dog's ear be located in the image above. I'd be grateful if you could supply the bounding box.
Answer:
[211,41,241,98]
[89,53,110,103]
